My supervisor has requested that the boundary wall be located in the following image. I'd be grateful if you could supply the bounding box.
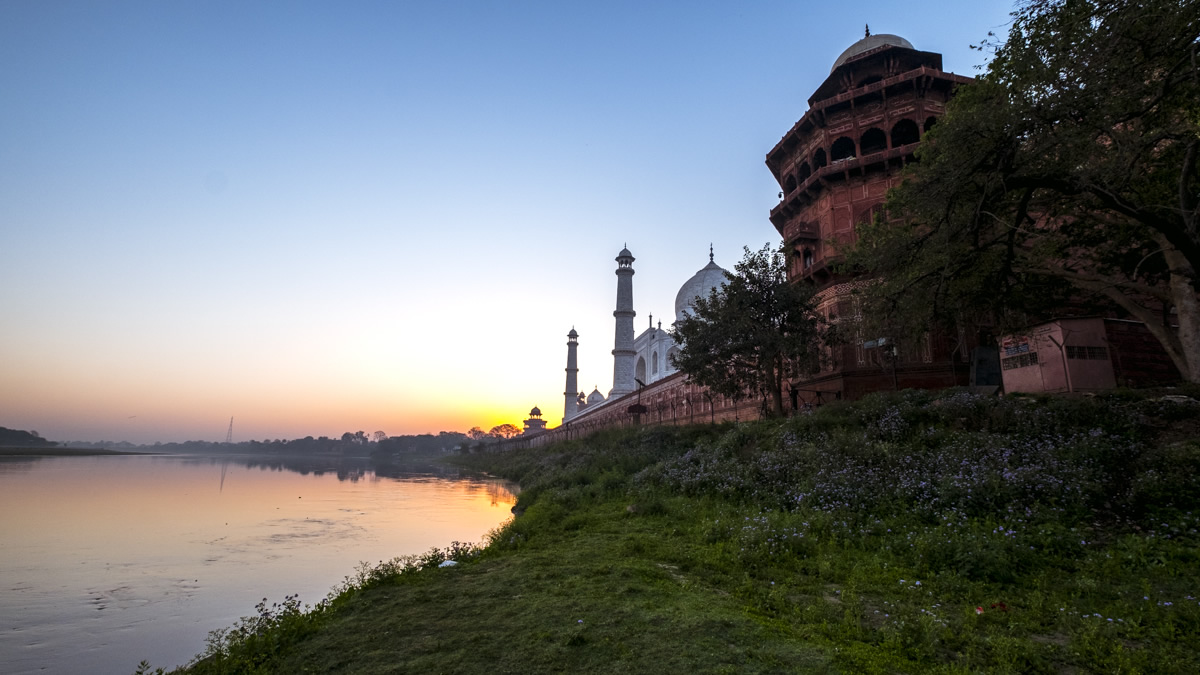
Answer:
[496,373,767,451]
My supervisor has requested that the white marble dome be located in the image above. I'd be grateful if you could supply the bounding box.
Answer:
[586,387,605,405]
[674,256,728,323]
[831,33,915,72]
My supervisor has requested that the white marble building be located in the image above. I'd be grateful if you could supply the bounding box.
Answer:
[563,246,727,423]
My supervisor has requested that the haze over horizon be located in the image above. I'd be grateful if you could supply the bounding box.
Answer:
[1,1,1015,445]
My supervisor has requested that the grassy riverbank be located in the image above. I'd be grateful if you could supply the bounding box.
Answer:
[157,389,1200,674]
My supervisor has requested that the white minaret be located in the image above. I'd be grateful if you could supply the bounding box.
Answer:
[563,328,580,423]
[610,246,637,397]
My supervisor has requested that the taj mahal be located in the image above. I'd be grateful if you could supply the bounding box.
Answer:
[559,246,728,424]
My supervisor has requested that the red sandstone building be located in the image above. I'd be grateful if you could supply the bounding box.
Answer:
[764,31,990,404]
[505,30,1180,450]
[519,31,987,447]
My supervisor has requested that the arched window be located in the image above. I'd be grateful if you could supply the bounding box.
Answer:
[924,117,938,133]
[667,347,680,370]
[891,118,920,147]
[652,351,659,374]
[635,356,646,383]
[860,128,886,155]
[797,162,811,182]
[831,136,856,161]
[784,174,797,194]
[803,248,814,269]
[812,148,828,169]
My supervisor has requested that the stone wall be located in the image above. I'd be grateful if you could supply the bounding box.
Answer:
[494,372,767,451]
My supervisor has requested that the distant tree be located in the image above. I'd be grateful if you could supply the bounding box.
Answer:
[371,431,387,443]
[467,427,487,441]
[672,243,833,417]
[437,430,468,449]
[0,427,57,447]
[338,431,369,446]
[487,424,522,440]
[845,0,1200,381]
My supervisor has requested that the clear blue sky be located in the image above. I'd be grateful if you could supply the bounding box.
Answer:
[0,1,1015,444]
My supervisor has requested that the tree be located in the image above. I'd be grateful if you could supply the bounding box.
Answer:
[0,426,56,447]
[487,424,521,440]
[371,431,388,443]
[467,426,487,441]
[846,0,1200,380]
[340,431,369,445]
[672,243,831,417]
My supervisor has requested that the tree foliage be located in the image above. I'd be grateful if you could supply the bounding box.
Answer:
[0,426,56,447]
[487,424,522,440]
[845,0,1200,380]
[671,243,831,416]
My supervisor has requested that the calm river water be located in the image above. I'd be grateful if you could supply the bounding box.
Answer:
[0,453,516,674]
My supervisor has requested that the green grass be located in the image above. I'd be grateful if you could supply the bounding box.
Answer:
[152,388,1200,674]
[267,501,832,674]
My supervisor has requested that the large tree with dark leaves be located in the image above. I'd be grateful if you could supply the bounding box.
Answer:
[672,244,830,417]
[846,0,1200,380]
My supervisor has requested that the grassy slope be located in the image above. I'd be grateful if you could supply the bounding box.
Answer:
[173,389,1200,675]
[271,501,831,674]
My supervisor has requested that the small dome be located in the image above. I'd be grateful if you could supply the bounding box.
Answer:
[567,328,578,338]
[530,406,542,416]
[587,387,605,404]
[675,257,728,323]
[831,33,914,72]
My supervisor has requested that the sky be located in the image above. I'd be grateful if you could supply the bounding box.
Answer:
[0,1,1016,444]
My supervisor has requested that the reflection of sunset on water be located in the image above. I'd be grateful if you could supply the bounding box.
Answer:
[0,455,516,675]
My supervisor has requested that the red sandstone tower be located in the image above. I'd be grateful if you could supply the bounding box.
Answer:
[765,30,978,402]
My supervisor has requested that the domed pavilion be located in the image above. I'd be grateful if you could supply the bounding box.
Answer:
[764,26,981,402]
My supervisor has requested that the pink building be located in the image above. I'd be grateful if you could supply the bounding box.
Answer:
[999,318,1179,394]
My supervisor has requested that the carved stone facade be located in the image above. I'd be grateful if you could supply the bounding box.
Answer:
[765,32,979,402]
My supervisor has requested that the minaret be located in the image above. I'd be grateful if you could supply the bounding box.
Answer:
[610,246,637,397]
[563,328,580,423]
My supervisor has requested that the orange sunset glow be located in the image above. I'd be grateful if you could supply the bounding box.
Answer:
[0,1,1015,445]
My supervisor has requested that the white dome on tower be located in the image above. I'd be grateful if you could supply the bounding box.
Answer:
[831,32,915,72]
[674,251,728,323]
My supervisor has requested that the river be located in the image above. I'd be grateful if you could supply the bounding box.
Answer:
[0,453,516,674]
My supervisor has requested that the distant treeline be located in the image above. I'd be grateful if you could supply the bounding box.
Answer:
[0,427,58,447]
[61,430,474,456]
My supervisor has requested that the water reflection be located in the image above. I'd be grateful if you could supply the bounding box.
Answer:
[173,452,490,483]
[0,456,38,474]
[0,454,516,675]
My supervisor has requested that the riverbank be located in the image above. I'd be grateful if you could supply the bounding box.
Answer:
[161,389,1200,674]
[0,447,149,456]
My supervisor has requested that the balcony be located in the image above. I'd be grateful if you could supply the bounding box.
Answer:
[770,141,919,222]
